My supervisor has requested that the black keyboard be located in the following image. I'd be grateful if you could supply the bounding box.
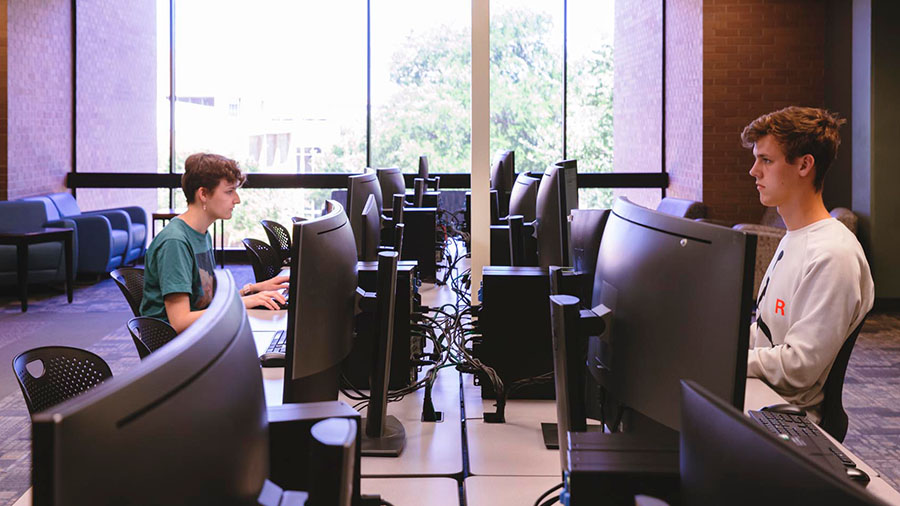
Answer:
[265,330,287,354]
[749,409,856,471]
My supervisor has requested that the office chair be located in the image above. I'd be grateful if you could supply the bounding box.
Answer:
[110,266,145,317]
[261,219,291,267]
[242,238,282,283]
[820,317,868,443]
[12,346,113,415]
[127,316,178,360]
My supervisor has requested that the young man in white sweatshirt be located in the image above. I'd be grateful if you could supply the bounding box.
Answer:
[742,106,874,423]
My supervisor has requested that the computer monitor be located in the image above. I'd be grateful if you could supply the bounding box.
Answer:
[30,270,266,505]
[589,197,756,431]
[679,380,886,506]
[359,194,381,262]
[360,251,406,457]
[535,162,579,269]
[417,155,429,180]
[507,170,541,222]
[376,168,406,214]
[490,150,515,216]
[285,200,359,403]
[347,169,383,259]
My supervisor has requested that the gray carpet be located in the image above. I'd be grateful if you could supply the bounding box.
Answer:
[0,271,898,503]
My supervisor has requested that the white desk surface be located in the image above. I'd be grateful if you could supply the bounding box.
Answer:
[248,309,464,478]
[462,372,561,477]
[12,479,460,506]
[465,476,562,506]
[363,477,459,506]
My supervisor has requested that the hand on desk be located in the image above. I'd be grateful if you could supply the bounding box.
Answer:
[243,290,286,311]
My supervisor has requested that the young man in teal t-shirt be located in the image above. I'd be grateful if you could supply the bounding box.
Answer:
[141,153,289,332]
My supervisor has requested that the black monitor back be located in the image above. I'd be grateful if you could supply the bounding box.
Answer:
[508,171,541,222]
[348,169,383,259]
[535,163,578,269]
[680,380,886,506]
[359,194,381,261]
[590,197,755,430]
[285,200,358,403]
[31,270,268,505]
[417,156,429,180]
[376,168,406,209]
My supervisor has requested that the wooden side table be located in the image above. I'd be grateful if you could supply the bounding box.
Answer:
[151,210,225,268]
[0,227,74,312]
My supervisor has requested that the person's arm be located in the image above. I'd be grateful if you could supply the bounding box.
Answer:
[164,293,205,333]
[747,253,866,391]
[239,275,289,296]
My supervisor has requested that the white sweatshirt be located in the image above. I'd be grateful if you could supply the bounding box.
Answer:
[747,218,874,422]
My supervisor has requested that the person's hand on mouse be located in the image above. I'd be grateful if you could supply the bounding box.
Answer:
[242,289,286,310]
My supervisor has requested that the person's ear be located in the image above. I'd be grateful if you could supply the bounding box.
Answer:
[798,154,815,178]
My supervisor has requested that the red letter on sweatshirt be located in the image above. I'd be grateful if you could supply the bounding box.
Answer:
[775,299,786,316]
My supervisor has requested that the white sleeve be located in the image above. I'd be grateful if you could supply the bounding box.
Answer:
[746,252,865,391]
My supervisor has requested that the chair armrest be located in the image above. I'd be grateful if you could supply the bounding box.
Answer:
[67,214,114,273]
[94,206,148,227]
[44,218,79,274]
[83,209,131,230]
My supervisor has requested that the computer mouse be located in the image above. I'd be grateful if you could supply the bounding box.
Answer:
[259,352,285,368]
[761,403,807,417]
[845,466,871,485]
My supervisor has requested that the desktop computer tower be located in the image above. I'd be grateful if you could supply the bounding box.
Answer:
[565,428,680,506]
[343,261,421,391]
[473,266,556,399]
[401,207,438,282]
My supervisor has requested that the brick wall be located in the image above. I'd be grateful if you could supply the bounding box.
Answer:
[665,0,703,202]
[75,0,157,213]
[613,0,663,209]
[0,0,7,201]
[702,0,825,223]
[7,0,72,200]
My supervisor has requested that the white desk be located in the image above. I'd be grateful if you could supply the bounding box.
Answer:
[462,372,561,477]
[12,479,460,506]
[248,309,464,478]
[464,476,562,506]
[362,477,459,506]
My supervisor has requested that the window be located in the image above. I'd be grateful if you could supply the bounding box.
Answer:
[491,0,563,175]
[172,0,366,174]
[371,0,471,173]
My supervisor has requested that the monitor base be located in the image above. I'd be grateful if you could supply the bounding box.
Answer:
[360,415,406,457]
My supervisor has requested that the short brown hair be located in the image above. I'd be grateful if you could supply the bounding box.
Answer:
[182,153,246,204]
[741,106,846,192]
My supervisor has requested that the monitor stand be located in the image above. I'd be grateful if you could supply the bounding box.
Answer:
[360,415,407,457]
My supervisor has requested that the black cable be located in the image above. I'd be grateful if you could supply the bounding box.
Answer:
[533,483,563,506]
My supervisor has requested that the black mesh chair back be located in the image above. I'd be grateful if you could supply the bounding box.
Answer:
[12,346,113,415]
[127,317,178,359]
[820,317,867,442]
[261,219,291,266]
[242,238,282,282]
[110,267,145,317]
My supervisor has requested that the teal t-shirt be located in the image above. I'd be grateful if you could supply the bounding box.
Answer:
[140,217,216,322]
